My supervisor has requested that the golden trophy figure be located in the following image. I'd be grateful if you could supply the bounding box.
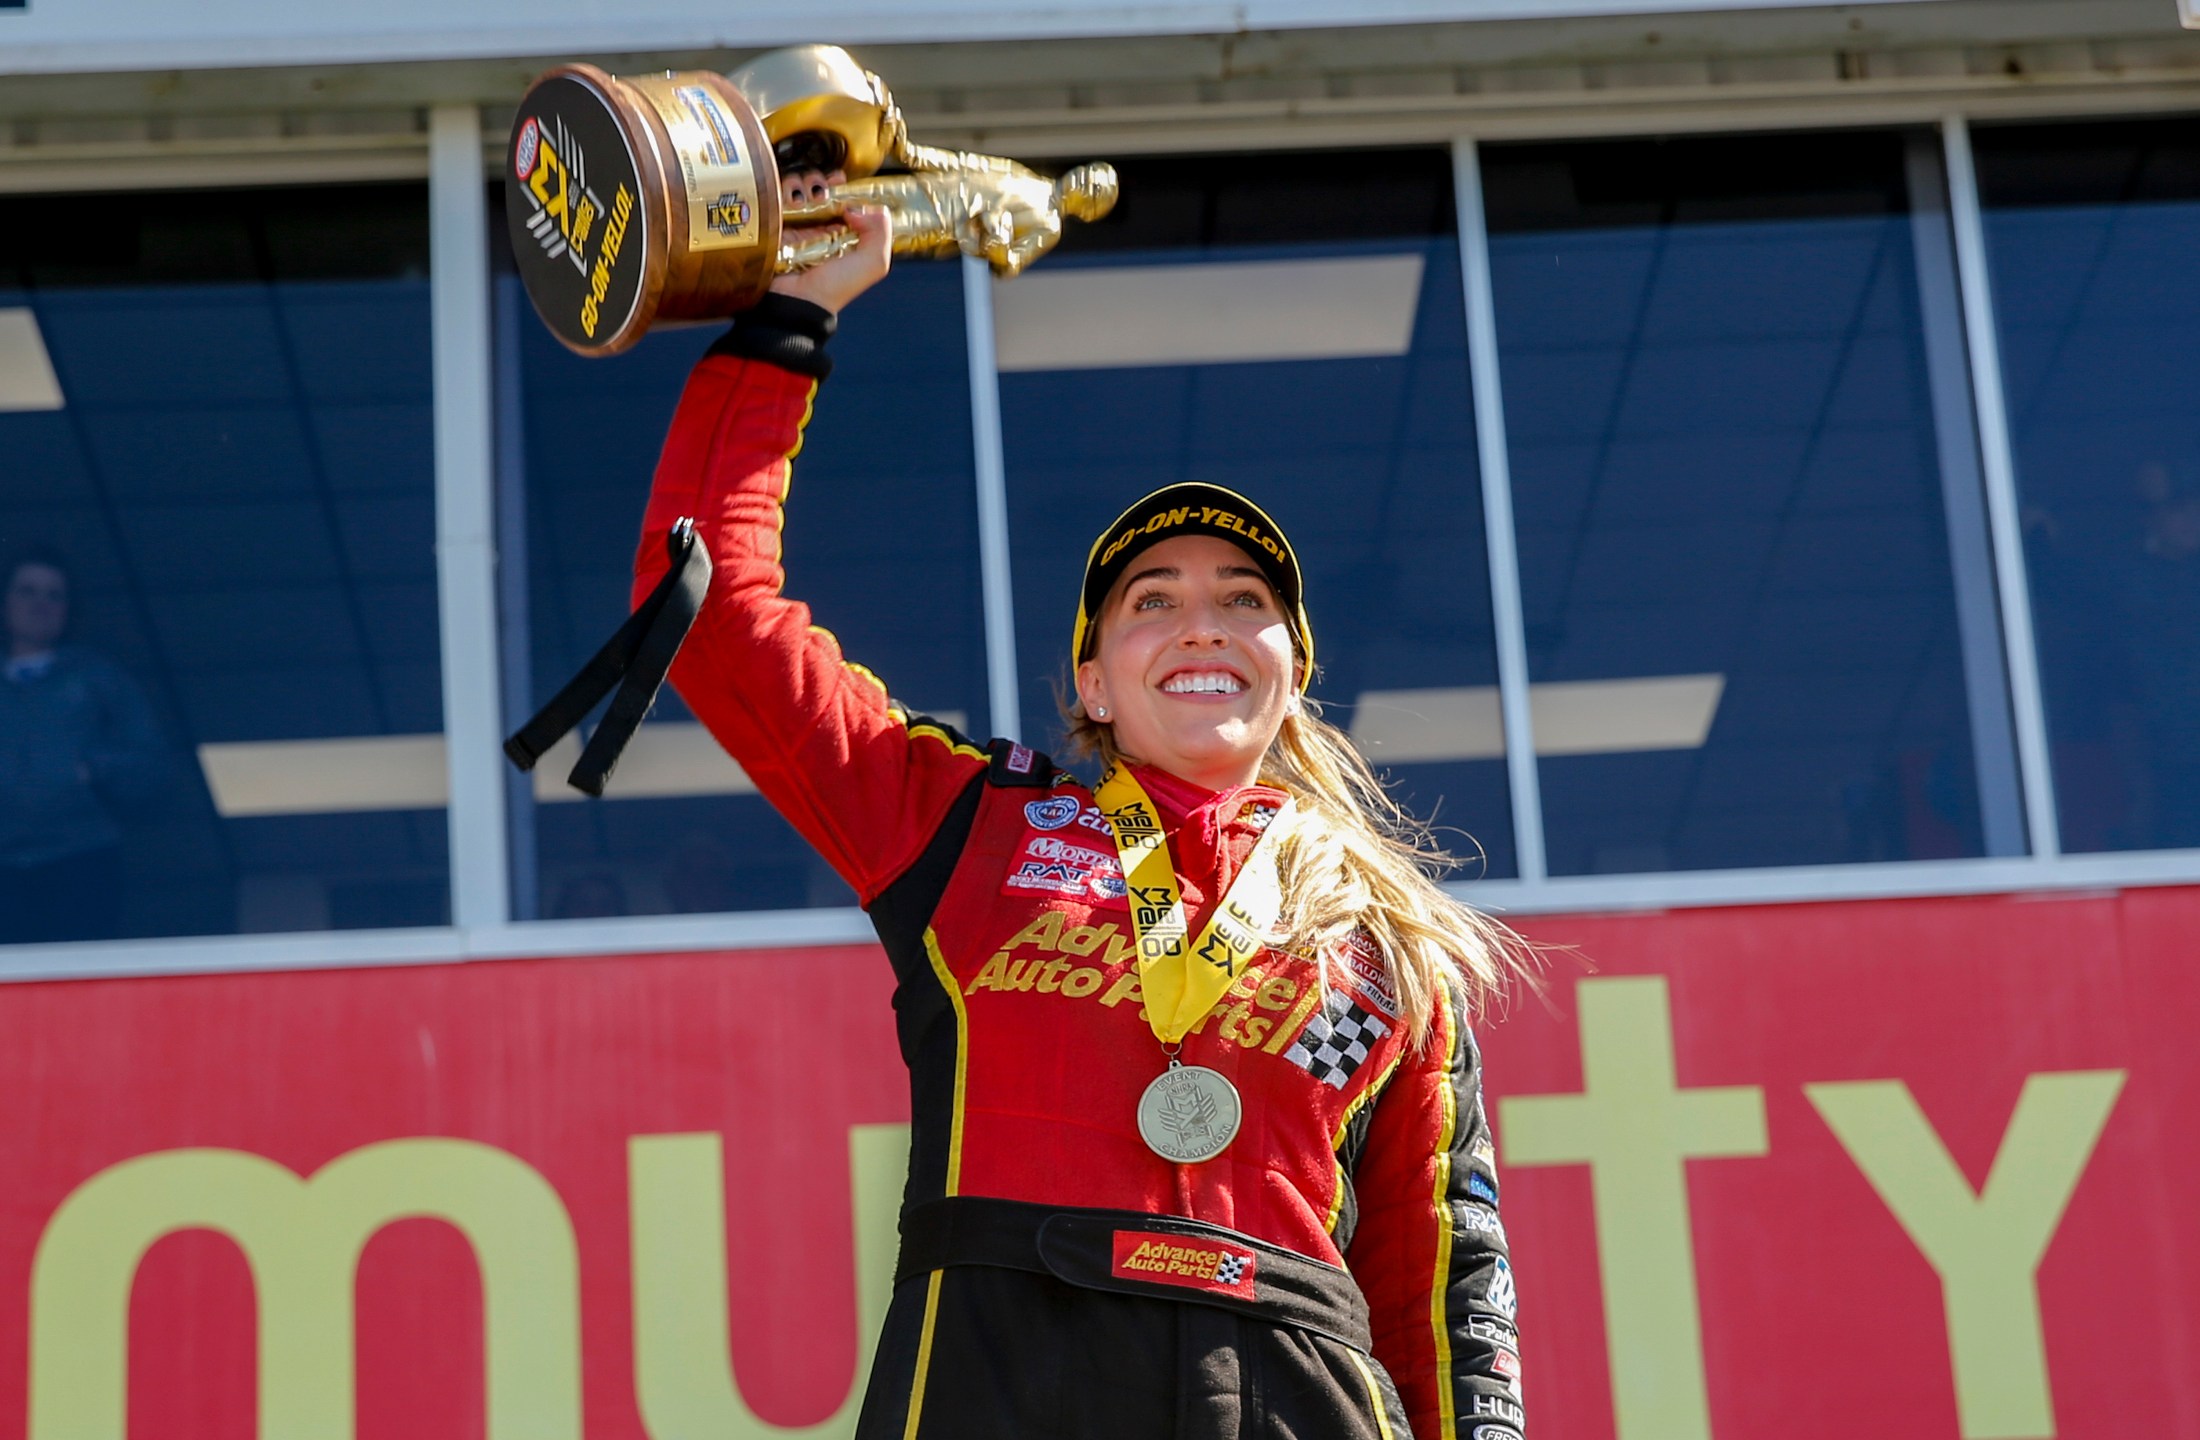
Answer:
[781,164,1120,278]
[505,44,1119,356]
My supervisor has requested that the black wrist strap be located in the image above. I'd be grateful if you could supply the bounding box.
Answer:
[708,292,837,379]
[503,518,712,798]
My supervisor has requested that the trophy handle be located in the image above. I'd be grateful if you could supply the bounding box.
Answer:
[506,65,783,358]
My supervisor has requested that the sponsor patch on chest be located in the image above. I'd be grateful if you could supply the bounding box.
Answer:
[1110,1230,1258,1298]
[1023,793,1112,835]
[1003,833,1126,903]
[1338,936,1401,1019]
[1024,795,1079,829]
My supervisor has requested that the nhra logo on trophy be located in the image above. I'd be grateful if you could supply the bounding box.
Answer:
[510,113,617,278]
[508,87,646,346]
[505,43,1120,356]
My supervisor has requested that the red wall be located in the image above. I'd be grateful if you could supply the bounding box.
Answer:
[0,885,2190,1438]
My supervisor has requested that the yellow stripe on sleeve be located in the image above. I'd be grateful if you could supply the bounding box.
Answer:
[906,722,987,763]
[788,381,817,463]
[1429,985,1462,1440]
[1325,1048,1409,1235]
[856,668,987,762]
[768,381,817,517]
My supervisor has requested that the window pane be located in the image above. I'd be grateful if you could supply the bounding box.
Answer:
[998,150,1515,879]
[1484,131,2020,875]
[1976,117,2200,853]
[0,184,445,943]
[499,207,984,919]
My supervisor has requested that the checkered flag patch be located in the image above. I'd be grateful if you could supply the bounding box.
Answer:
[1215,1253,1248,1285]
[1285,991,1392,1089]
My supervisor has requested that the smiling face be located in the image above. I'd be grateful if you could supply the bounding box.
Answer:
[1074,534,1300,791]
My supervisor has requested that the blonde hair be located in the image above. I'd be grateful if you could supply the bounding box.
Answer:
[1062,696,1538,1046]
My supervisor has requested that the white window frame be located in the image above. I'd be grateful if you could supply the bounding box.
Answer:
[5,87,2200,984]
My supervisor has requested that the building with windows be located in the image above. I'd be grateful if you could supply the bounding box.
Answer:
[2,1,2196,1435]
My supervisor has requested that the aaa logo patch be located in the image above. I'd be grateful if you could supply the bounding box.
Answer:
[1024,796,1080,831]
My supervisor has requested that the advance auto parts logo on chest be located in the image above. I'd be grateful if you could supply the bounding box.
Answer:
[506,76,646,351]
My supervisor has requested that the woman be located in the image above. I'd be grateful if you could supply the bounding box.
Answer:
[634,198,1531,1440]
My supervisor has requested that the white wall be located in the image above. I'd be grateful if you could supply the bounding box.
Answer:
[0,0,1939,77]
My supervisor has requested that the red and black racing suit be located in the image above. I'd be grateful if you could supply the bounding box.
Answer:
[635,297,1525,1440]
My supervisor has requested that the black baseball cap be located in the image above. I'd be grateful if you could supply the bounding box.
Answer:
[1072,481,1313,692]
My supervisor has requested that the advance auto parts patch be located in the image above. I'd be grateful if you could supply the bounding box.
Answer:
[507,74,647,351]
[1110,1230,1258,1299]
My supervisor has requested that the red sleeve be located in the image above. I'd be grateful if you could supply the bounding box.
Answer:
[633,353,988,903]
[1346,980,1525,1440]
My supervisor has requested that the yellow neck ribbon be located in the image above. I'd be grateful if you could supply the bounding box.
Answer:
[1095,765,1293,1045]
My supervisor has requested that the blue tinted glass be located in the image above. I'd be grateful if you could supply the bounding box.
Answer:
[501,206,983,918]
[1977,118,2200,853]
[1485,132,2012,874]
[999,151,1514,879]
[0,185,445,944]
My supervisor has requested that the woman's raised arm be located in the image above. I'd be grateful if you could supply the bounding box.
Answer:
[631,206,990,903]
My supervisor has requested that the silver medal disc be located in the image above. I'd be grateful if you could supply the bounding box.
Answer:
[1137,1063,1242,1163]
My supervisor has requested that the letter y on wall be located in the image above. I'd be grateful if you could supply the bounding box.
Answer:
[1807,1071,2124,1440]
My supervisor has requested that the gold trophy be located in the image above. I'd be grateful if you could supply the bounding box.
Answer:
[506,44,1120,356]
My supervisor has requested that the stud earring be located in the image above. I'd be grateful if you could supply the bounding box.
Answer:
[1095,705,1109,719]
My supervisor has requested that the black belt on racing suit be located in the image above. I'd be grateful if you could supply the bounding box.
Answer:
[895,1196,1375,1354]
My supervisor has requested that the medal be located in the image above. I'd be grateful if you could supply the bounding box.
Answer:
[1137,1061,1243,1164]
[1097,766,1290,1165]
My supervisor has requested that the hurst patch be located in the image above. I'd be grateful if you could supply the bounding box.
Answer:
[1111,1231,1258,1299]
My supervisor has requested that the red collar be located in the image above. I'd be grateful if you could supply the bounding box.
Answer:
[1126,763,1286,828]
[1123,764,1289,911]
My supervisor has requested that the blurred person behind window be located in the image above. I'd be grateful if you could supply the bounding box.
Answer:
[1,546,169,944]
[2128,463,2200,849]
